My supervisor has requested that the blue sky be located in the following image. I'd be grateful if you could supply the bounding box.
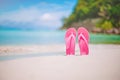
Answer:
[0,0,77,30]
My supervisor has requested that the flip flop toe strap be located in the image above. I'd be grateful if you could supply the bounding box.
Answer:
[78,33,88,48]
[66,33,75,49]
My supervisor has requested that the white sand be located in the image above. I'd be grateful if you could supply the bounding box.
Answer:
[0,44,66,56]
[0,44,120,80]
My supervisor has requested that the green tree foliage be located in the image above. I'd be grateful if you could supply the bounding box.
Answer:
[62,0,120,31]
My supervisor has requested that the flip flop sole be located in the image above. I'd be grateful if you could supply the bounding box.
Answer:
[65,28,76,55]
[78,27,89,55]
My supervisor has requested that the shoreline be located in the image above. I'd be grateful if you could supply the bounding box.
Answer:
[0,44,66,56]
[0,44,120,56]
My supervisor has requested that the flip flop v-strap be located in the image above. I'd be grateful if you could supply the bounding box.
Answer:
[66,32,75,49]
[78,33,89,54]
[78,33,88,44]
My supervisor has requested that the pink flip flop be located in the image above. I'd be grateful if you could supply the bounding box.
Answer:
[65,28,76,55]
[78,27,89,55]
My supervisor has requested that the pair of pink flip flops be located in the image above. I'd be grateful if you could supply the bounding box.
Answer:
[65,27,89,56]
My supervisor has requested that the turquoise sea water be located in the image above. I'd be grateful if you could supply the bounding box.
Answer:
[0,29,120,45]
[0,30,66,45]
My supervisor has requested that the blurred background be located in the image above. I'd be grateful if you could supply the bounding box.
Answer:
[0,0,120,45]
[0,1,120,79]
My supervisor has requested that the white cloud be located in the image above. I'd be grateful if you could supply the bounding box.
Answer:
[0,2,74,29]
[41,13,54,21]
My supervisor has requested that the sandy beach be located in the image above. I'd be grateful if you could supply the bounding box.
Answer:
[0,44,120,80]
[0,44,66,56]
[0,44,120,56]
